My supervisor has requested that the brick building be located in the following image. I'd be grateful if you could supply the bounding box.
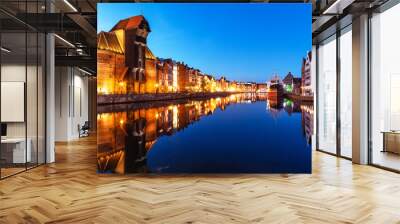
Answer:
[145,47,157,93]
[217,76,228,92]
[301,51,313,96]
[177,62,189,92]
[257,83,268,93]
[97,15,151,94]
[97,31,126,95]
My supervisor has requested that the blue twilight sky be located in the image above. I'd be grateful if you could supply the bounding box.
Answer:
[98,3,311,83]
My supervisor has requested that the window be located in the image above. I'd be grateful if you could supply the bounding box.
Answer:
[370,3,400,171]
[317,35,337,154]
[339,26,352,158]
[316,25,353,159]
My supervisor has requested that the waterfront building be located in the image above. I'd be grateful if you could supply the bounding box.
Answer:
[251,82,257,92]
[282,72,302,95]
[186,68,198,92]
[218,76,229,92]
[173,62,178,92]
[228,81,237,92]
[158,58,174,93]
[97,31,126,95]
[243,82,249,92]
[110,15,150,94]
[293,77,302,95]
[217,77,222,92]
[97,15,151,94]
[196,71,204,92]
[156,59,166,93]
[301,51,313,96]
[177,62,189,92]
[245,82,257,92]
[144,47,158,93]
[256,83,269,93]
[239,82,245,92]
[209,76,217,92]
[165,59,174,92]
[282,72,294,91]
[235,82,242,92]
[203,74,216,92]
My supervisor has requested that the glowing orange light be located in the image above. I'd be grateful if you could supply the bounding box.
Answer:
[98,86,109,95]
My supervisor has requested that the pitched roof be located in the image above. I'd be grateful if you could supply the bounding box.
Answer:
[97,31,123,54]
[110,15,151,32]
[282,72,294,84]
[145,47,156,60]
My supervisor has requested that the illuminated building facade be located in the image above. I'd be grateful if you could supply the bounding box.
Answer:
[97,31,126,95]
[202,75,214,92]
[301,51,313,96]
[196,72,204,92]
[217,76,228,92]
[97,15,151,95]
[145,47,157,93]
[97,15,269,96]
[177,62,189,92]
[292,78,302,95]
[186,68,198,92]
[158,58,174,92]
[282,72,295,92]
[257,83,269,93]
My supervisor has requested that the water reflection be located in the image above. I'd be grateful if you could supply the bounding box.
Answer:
[97,93,314,173]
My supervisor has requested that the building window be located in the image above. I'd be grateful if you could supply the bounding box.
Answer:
[317,35,337,154]
[339,26,352,158]
[370,3,400,171]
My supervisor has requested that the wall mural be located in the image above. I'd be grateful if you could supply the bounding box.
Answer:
[97,3,313,173]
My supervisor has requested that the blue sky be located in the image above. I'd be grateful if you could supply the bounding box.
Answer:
[98,3,311,83]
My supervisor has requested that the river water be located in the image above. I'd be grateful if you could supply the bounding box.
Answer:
[97,93,313,173]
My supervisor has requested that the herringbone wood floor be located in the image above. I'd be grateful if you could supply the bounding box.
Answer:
[1,135,400,224]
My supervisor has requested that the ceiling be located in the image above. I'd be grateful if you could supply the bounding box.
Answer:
[311,0,390,43]
[1,0,98,74]
[0,0,394,75]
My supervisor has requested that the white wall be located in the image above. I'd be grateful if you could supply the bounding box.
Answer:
[1,65,26,140]
[1,64,37,138]
[55,67,89,141]
[1,62,46,164]
[55,66,70,141]
[71,72,89,138]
